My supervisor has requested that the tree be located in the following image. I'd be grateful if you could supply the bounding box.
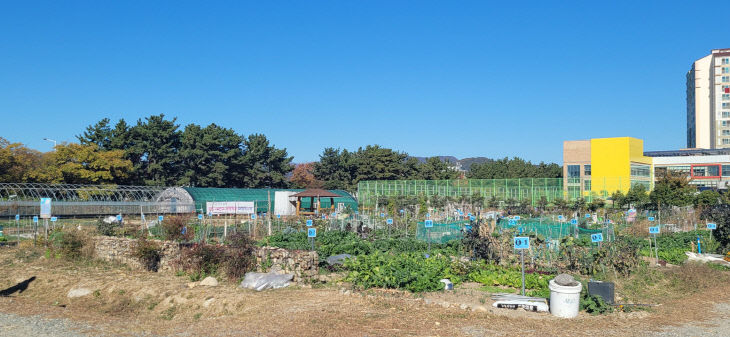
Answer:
[649,172,695,207]
[468,157,562,179]
[54,143,133,184]
[417,157,459,180]
[125,114,182,186]
[352,145,410,183]
[238,134,293,188]
[0,137,43,183]
[177,123,243,187]
[611,190,626,209]
[624,184,649,209]
[77,118,113,150]
[313,148,355,190]
[700,204,730,252]
[694,190,721,208]
[290,163,322,189]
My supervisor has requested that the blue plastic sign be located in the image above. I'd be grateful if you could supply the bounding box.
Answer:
[277,214,281,219]
[116,214,122,221]
[591,233,604,242]
[251,214,256,220]
[306,219,313,227]
[648,216,655,222]
[426,213,431,218]
[649,226,660,234]
[459,210,464,216]
[514,216,521,220]
[32,216,38,223]
[207,212,212,217]
[513,237,530,249]
[400,209,405,213]
[470,216,475,221]
[15,214,19,221]
[308,228,317,238]
[322,214,326,220]
[509,219,517,226]
[424,220,433,228]
[386,218,393,225]
[198,214,203,220]
[51,217,57,222]
[570,219,577,225]
[708,223,717,230]
[585,213,590,218]
[380,213,385,217]
[158,215,164,221]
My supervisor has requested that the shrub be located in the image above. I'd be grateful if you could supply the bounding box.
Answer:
[133,238,162,272]
[223,232,256,280]
[51,230,94,260]
[162,215,194,242]
[96,219,117,236]
[701,204,730,252]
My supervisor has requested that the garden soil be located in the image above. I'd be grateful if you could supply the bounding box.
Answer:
[1,248,729,337]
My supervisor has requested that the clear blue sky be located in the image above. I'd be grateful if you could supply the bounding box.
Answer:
[1,1,727,164]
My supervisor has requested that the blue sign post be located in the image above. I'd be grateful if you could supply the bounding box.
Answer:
[591,233,604,243]
[306,219,313,227]
[198,214,203,220]
[513,236,529,296]
[707,223,717,230]
[33,216,38,223]
[649,226,660,262]
[50,217,57,222]
[386,218,393,225]
[308,228,316,251]
[648,216,655,222]
[158,215,164,222]
[424,220,434,256]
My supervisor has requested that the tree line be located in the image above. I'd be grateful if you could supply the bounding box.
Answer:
[1,114,564,190]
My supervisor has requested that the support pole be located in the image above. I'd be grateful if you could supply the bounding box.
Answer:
[521,249,525,296]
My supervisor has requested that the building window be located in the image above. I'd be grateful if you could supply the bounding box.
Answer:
[693,164,720,177]
[723,130,730,136]
[723,165,730,177]
[724,94,730,101]
[723,103,730,109]
[567,165,580,178]
[724,58,730,65]
[584,179,591,191]
[584,164,591,176]
[724,139,730,145]
[630,164,651,177]
[724,67,730,74]
[724,76,730,83]
[723,111,730,118]
[723,121,729,127]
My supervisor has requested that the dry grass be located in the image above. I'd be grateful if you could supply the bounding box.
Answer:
[1,247,730,336]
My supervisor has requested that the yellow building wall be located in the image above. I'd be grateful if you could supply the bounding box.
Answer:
[590,137,652,195]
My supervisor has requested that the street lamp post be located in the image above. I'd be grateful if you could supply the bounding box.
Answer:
[43,138,57,150]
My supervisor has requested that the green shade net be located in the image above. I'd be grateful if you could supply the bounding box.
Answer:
[416,220,469,244]
[497,217,602,239]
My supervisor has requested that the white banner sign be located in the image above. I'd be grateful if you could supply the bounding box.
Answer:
[206,201,255,215]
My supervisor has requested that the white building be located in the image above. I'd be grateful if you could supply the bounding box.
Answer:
[687,48,730,149]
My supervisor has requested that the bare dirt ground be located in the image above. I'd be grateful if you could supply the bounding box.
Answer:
[1,247,729,337]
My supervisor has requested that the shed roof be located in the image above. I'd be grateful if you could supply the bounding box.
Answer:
[291,189,342,198]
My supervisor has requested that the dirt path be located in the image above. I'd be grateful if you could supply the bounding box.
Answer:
[2,248,730,336]
[650,302,730,337]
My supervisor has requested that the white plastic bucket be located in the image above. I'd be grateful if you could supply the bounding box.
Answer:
[549,279,582,318]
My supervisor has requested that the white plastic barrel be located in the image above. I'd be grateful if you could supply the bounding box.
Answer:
[549,279,582,318]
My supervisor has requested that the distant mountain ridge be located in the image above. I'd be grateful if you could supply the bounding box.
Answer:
[409,156,494,171]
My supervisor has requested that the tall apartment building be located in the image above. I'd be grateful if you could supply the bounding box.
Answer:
[687,48,730,149]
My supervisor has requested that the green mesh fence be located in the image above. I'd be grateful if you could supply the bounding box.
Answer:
[497,218,602,240]
[416,220,469,244]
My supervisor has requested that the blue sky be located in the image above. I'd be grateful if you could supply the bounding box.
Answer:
[1,1,727,164]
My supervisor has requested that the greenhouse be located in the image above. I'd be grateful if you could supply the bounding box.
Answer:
[0,183,358,218]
